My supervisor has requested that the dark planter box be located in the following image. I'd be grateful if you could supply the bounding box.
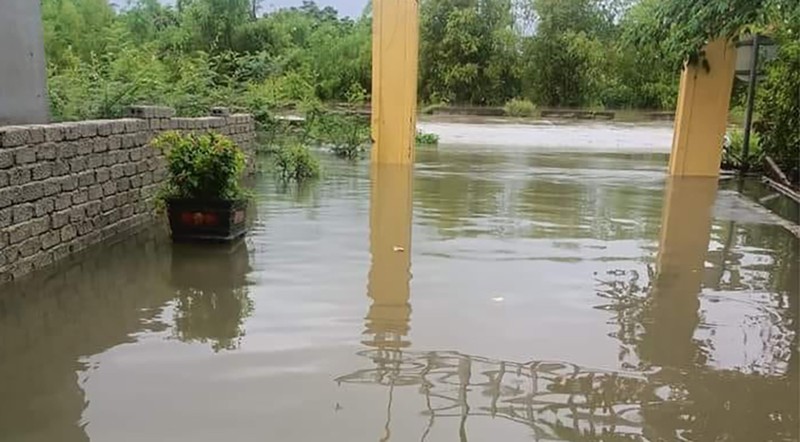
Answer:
[167,198,248,242]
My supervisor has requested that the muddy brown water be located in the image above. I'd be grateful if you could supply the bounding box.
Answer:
[1,123,797,441]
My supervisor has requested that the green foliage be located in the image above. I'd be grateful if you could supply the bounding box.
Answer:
[307,111,370,159]
[152,131,246,200]
[416,131,440,145]
[504,98,536,117]
[273,144,321,182]
[722,128,763,171]
[757,37,800,182]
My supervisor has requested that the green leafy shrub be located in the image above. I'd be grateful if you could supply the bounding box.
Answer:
[273,144,321,182]
[504,98,536,117]
[308,111,370,160]
[757,40,800,183]
[152,131,247,200]
[722,128,763,171]
[416,131,440,145]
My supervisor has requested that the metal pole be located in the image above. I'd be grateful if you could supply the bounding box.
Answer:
[741,35,760,174]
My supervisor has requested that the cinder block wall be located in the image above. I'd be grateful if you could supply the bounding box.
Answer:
[0,106,256,283]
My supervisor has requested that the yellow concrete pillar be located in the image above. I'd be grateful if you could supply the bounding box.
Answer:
[371,0,419,165]
[363,164,414,348]
[670,39,737,177]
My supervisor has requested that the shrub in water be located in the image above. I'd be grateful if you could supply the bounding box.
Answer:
[152,131,246,200]
[274,144,321,182]
[308,110,370,159]
[416,131,440,145]
[504,98,536,117]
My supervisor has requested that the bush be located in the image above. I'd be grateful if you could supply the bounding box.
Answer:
[416,131,440,145]
[152,131,246,200]
[757,40,800,184]
[308,110,370,160]
[722,128,763,171]
[273,144,321,182]
[504,98,536,117]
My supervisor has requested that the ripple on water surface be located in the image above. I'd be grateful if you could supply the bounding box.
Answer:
[0,131,797,442]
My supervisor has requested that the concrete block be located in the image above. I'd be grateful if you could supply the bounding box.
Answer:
[10,166,32,186]
[34,197,54,216]
[122,119,142,133]
[27,125,45,144]
[60,224,77,242]
[60,176,78,192]
[0,126,30,147]
[40,230,60,250]
[8,220,33,244]
[0,170,7,188]
[12,203,33,224]
[79,121,99,138]
[37,142,57,160]
[101,195,116,212]
[97,120,114,136]
[32,162,53,180]
[0,150,13,168]
[112,120,126,134]
[68,205,85,223]
[117,177,130,191]
[96,168,110,183]
[51,209,69,228]
[69,157,87,173]
[2,245,20,268]
[88,154,103,169]
[58,142,77,159]
[63,123,82,141]
[88,184,103,200]
[86,200,101,216]
[0,187,19,208]
[52,160,69,177]
[123,163,136,176]
[42,178,60,196]
[102,181,117,196]
[72,189,88,205]
[76,219,93,236]
[19,181,44,202]
[77,138,93,155]
[44,124,65,142]
[111,165,125,180]
[77,171,95,187]
[14,146,37,165]
[0,207,11,227]
[93,137,109,153]
[19,236,42,257]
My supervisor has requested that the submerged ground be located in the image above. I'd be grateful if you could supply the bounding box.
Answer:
[1,121,797,442]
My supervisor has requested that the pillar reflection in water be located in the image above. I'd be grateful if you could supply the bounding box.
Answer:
[643,176,719,368]
[363,164,414,350]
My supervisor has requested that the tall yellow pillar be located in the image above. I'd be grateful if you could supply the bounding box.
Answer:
[371,0,419,165]
[670,39,737,177]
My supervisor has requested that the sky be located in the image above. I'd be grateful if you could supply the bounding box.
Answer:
[159,0,367,17]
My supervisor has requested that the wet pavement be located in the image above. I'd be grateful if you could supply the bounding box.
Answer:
[0,122,797,441]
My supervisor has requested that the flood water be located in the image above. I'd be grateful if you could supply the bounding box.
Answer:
[1,122,798,442]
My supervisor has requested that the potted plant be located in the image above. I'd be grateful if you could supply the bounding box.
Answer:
[152,131,249,242]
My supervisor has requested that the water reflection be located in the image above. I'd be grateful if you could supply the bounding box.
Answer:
[170,241,254,352]
[0,228,173,442]
[339,174,799,441]
[363,165,414,350]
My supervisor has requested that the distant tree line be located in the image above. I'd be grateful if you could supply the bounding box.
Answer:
[42,0,797,179]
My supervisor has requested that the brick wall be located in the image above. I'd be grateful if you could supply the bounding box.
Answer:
[0,106,256,283]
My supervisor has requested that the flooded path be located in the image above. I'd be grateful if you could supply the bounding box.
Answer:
[1,123,797,441]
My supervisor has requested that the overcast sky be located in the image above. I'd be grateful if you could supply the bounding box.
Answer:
[159,0,367,17]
